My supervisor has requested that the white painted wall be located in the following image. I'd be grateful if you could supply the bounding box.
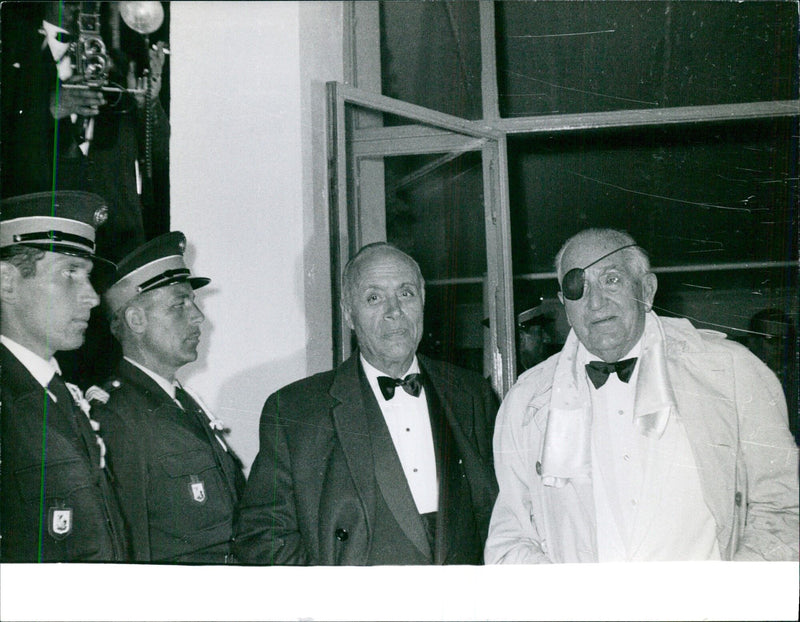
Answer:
[170,1,342,471]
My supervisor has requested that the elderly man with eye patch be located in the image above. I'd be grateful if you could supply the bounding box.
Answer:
[485,228,798,563]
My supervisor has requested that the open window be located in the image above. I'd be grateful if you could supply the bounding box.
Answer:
[327,83,516,395]
[330,0,799,397]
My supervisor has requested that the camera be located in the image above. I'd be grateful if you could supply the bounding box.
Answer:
[44,1,165,96]
[72,4,110,88]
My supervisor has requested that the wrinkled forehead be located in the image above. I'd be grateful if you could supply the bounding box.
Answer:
[561,235,632,275]
[138,280,195,307]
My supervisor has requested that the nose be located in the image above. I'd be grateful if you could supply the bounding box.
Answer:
[81,281,100,309]
[188,300,205,324]
[585,281,606,310]
[384,294,401,318]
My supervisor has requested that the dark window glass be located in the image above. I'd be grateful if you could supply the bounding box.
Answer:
[385,152,487,372]
[497,1,799,117]
[509,118,798,273]
[381,1,482,121]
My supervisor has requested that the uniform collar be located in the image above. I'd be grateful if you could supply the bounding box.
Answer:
[123,356,176,399]
[0,335,60,387]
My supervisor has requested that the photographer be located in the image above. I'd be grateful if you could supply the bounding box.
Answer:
[1,1,170,387]
[2,1,169,262]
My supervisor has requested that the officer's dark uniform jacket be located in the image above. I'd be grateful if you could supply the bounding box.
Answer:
[0,344,129,562]
[92,359,244,563]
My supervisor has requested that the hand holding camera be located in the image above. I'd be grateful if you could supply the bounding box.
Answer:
[49,79,107,120]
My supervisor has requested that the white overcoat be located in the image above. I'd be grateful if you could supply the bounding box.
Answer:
[485,313,799,563]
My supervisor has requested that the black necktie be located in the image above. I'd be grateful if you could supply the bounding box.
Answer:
[377,373,423,400]
[174,385,213,436]
[47,373,79,428]
[585,357,638,389]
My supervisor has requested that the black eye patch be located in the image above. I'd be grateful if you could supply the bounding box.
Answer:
[560,244,639,301]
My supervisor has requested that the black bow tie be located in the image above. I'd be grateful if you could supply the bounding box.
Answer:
[585,358,638,389]
[377,373,423,400]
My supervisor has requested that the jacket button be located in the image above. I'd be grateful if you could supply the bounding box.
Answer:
[335,528,349,542]
[734,491,742,507]
[535,461,542,476]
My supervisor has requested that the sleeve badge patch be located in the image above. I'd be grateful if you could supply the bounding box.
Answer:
[48,506,73,539]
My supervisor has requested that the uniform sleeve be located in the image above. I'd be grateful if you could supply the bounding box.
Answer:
[94,399,152,561]
[484,381,552,564]
[732,350,799,561]
[233,391,309,565]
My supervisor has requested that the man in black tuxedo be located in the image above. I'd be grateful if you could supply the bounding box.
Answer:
[235,242,498,565]
[0,191,128,562]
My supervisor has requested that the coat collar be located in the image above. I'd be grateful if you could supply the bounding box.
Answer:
[540,312,676,485]
[328,352,471,563]
[1,343,80,435]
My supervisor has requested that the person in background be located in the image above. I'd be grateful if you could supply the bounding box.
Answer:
[91,232,244,564]
[485,228,798,563]
[235,242,498,565]
[516,304,556,372]
[747,308,798,444]
[0,191,128,562]
[1,1,170,388]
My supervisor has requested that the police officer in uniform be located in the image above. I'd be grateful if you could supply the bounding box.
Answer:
[91,232,244,563]
[0,191,128,562]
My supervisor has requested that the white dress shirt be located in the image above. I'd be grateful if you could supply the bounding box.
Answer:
[361,355,439,514]
[580,340,643,561]
[581,338,721,561]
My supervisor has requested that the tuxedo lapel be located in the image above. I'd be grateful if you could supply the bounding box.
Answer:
[330,355,432,562]
[421,359,482,564]
[363,370,432,562]
[328,356,378,537]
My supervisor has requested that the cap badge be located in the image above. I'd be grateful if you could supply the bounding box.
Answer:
[93,206,109,227]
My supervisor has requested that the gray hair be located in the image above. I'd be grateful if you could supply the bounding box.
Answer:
[341,242,425,308]
[106,288,159,342]
[554,228,651,283]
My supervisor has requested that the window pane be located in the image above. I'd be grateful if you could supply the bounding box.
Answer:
[384,152,488,373]
[509,118,798,273]
[497,0,799,117]
[380,1,482,121]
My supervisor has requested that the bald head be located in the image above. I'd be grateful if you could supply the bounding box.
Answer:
[555,228,657,362]
[341,242,426,377]
[342,243,424,309]
[555,228,650,284]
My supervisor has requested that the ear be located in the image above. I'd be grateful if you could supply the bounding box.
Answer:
[0,261,21,305]
[340,298,355,331]
[124,304,148,335]
[641,272,658,312]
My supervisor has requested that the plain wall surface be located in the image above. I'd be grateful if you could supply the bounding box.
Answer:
[170,2,342,470]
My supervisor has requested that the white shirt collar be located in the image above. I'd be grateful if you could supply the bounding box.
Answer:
[359,354,419,405]
[1,335,61,387]
[123,356,177,399]
[358,353,419,384]
[577,337,643,369]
